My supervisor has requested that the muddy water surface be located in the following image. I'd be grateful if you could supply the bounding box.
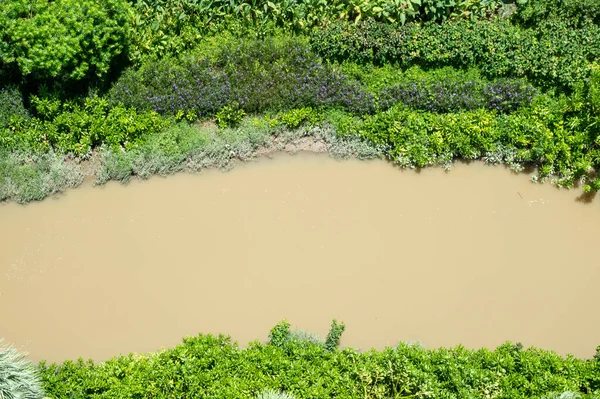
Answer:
[2,153,600,362]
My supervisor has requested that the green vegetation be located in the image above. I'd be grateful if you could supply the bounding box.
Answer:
[0,340,45,399]
[1,0,600,203]
[1,4,600,398]
[310,18,600,90]
[36,321,600,399]
[0,0,132,86]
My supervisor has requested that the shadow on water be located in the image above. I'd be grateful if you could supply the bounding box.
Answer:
[576,191,597,204]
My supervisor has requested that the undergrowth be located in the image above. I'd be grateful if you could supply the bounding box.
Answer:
[37,321,600,399]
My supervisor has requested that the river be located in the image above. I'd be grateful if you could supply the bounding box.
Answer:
[1,153,599,362]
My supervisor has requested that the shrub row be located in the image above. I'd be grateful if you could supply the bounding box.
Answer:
[343,90,600,190]
[310,18,600,91]
[126,0,511,63]
[513,0,600,27]
[110,35,538,120]
[2,0,597,94]
[110,36,376,117]
[37,321,600,399]
[0,0,508,88]
[2,62,599,193]
[379,79,537,113]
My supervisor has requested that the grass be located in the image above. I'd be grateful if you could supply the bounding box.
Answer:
[0,112,384,204]
[95,115,384,186]
[0,149,83,204]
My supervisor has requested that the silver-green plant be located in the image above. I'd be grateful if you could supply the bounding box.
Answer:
[0,340,45,399]
[542,393,600,399]
[287,330,325,346]
[256,389,297,399]
[0,150,84,204]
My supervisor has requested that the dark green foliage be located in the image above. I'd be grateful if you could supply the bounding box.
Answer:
[126,0,507,63]
[0,0,132,83]
[268,320,292,347]
[310,18,600,91]
[110,36,375,117]
[0,86,29,128]
[512,0,600,27]
[37,323,600,399]
[378,78,537,113]
[325,319,346,351]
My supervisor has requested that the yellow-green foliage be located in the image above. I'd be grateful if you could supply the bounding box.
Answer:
[37,323,600,399]
[0,0,132,81]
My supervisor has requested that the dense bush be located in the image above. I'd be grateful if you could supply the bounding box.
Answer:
[0,0,132,84]
[379,78,537,113]
[310,18,600,90]
[0,96,166,155]
[127,0,507,62]
[0,340,45,399]
[347,95,600,188]
[37,322,600,399]
[512,0,600,27]
[0,86,29,127]
[111,36,375,117]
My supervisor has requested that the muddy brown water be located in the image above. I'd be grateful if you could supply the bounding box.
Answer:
[1,152,600,363]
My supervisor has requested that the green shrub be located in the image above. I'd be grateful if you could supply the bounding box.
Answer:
[350,93,600,188]
[1,95,167,156]
[268,320,292,348]
[216,104,246,129]
[278,107,323,128]
[111,35,375,118]
[325,319,346,352]
[0,86,29,128]
[0,340,45,399]
[310,18,600,91]
[512,0,600,27]
[37,323,600,399]
[127,0,505,62]
[0,0,132,82]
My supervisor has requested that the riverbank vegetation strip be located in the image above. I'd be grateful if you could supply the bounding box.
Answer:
[37,321,600,399]
[1,0,600,397]
[1,0,600,202]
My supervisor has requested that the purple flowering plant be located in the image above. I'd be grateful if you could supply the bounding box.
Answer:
[110,37,375,119]
[379,79,537,114]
